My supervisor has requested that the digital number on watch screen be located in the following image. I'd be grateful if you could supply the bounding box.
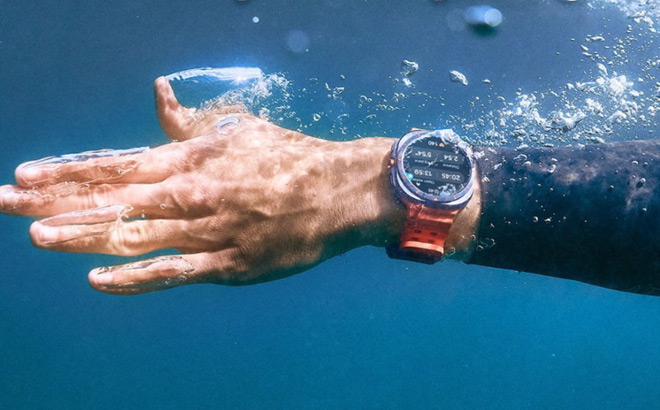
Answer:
[402,136,471,198]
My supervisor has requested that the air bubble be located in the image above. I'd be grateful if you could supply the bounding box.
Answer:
[286,30,310,53]
[401,60,419,78]
[477,238,496,250]
[464,5,503,29]
[449,70,469,86]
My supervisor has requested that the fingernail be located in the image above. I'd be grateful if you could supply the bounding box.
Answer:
[90,269,115,285]
[0,190,20,211]
[16,166,46,181]
[34,223,65,244]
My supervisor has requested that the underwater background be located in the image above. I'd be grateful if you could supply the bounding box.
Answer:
[1,0,660,408]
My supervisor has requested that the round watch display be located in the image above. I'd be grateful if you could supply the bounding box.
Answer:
[393,130,474,207]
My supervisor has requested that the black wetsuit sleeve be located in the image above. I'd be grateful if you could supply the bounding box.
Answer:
[469,140,660,295]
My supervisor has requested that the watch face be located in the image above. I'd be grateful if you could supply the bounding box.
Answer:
[400,133,472,202]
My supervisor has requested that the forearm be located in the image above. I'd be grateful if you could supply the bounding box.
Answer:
[469,140,660,295]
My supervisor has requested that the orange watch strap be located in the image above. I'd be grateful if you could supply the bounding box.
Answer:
[387,204,458,264]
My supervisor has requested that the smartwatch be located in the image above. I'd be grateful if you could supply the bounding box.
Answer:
[387,129,475,264]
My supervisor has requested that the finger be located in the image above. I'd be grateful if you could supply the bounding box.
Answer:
[87,251,233,295]
[14,145,176,188]
[0,182,176,218]
[155,76,196,141]
[30,214,186,256]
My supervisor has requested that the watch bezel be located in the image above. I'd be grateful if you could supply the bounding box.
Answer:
[391,129,475,210]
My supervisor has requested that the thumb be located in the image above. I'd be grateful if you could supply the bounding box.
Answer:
[154,76,195,141]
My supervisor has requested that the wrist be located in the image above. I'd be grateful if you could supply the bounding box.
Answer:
[353,137,408,248]
[322,138,405,254]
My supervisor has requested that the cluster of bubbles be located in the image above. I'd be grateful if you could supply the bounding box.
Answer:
[167,1,659,148]
[291,11,659,146]
[449,22,660,147]
[590,0,659,33]
[451,61,654,148]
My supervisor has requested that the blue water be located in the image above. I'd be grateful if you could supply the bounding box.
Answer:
[1,1,660,409]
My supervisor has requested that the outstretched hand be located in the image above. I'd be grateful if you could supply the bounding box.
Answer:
[0,77,402,295]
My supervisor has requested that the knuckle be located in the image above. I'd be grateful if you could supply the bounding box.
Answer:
[111,223,147,256]
[168,179,217,217]
[169,143,203,172]
[88,184,114,209]
[234,239,257,263]
[203,248,250,285]
[225,241,259,275]
[167,185,190,211]
[186,185,217,215]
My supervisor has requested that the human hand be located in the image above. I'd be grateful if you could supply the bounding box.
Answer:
[0,77,404,294]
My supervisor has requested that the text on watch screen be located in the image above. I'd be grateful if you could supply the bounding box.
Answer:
[402,136,471,198]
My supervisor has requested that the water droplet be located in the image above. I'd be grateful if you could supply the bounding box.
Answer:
[532,216,539,223]
[548,164,557,174]
[160,204,167,210]
[637,178,646,188]
[312,113,321,121]
[252,16,260,23]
